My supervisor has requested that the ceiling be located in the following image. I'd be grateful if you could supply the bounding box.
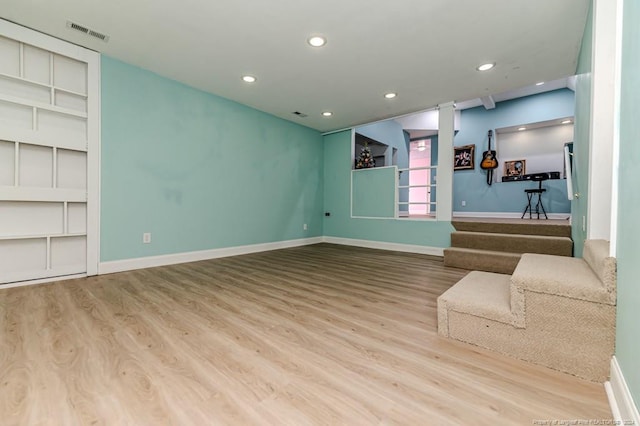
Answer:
[0,0,589,133]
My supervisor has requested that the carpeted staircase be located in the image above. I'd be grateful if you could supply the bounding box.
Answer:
[444,219,573,274]
[438,239,616,382]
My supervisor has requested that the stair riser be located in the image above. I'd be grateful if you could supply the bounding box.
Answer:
[451,233,572,256]
[452,222,571,238]
[444,250,520,274]
[442,292,615,382]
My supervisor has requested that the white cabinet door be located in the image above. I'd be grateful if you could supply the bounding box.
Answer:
[0,20,99,285]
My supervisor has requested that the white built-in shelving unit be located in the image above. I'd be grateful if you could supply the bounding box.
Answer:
[0,20,99,285]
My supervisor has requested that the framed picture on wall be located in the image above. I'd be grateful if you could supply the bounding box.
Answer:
[504,159,526,177]
[454,145,475,170]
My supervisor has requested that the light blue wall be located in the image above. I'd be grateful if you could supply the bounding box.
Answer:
[356,120,410,208]
[323,130,453,248]
[571,0,593,257]
[454,90,574,215]
[356,120,409,169]
[101,57,324,262]
[615,0,640,408]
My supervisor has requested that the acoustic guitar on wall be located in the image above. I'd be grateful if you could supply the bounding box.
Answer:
[480,130,498,170]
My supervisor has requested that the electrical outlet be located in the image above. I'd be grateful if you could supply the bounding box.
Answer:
[461,200,466,207]
[143,232,151,244]
[582,216,586,233]
[303,223,308,231]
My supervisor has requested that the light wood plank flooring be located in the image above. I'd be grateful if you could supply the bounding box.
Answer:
[0,244,611,425]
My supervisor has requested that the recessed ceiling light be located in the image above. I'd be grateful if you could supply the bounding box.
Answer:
[384,92,397,99]
[561,119,572,124]
[308,36,327,47]
[242,75,256,83]
[476,62,495,71]
[322,111,333,117]
[536,82,545,86]
[518,127,527,131]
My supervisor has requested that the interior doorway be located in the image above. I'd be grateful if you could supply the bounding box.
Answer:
[408,139,434,216]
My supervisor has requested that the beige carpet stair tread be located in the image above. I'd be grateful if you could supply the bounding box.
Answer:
[451,231,573,256]
[438,271,514,325]
[443,248,521,275]
[452,219,571,238]
[512,254,615,305]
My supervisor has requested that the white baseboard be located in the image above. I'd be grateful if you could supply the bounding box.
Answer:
[0,273,87,290]
[98,237,323,275]
[453,211,571,220]
[322,236,444,257]
[606,356,640,424]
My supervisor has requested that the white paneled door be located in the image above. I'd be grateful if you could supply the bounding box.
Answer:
[0,20,99,285]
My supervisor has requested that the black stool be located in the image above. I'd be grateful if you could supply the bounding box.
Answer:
[521,173,549,219]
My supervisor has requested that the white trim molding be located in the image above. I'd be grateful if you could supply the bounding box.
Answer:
[606,356,640,424]
[0,273,87,290]
[323,236,444,257]
[99,237,323,275]
[453,211,571,220]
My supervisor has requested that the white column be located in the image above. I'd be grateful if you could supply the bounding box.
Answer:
[436,101,455,222]
[587,0,622,251]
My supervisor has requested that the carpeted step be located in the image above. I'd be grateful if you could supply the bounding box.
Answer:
[452,220,571,238]
[451,231,573,256]
[512,253,615,305]
[443,247,521,274]
[438,271,515,336]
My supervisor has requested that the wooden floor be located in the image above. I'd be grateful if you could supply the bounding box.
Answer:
[0,244,611,425]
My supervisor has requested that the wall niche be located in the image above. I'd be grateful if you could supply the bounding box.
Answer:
[495,117,574,182]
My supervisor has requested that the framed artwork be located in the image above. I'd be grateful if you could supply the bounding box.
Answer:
[504,159,526,177]
[454,145,475,170]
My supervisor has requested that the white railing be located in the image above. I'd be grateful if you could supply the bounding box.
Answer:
[397,166,437,217]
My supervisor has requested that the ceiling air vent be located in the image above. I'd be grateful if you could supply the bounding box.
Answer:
[292,111,308,118]
[66,21,110,42]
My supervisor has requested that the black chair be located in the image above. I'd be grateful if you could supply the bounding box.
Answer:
[522,173,549,219]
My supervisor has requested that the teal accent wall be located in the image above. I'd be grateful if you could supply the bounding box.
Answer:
[454,90,575,214]
[323,130,453,248]
[571,75,591,257]
[615,0,640,408]
[100,57,324,262]
[571,0,593,257]
[352,168,396,218]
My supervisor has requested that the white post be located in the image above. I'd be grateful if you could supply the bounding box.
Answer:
[587,0,621,252]
[436,101,455,222]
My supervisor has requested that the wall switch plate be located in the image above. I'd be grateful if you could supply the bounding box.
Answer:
[461,201,466,207]
[303,224,308,231]
[143,232,151,244]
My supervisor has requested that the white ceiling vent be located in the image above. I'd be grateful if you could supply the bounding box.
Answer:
[66,21,110,42]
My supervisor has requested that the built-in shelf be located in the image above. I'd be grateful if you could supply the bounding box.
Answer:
[0,187,87,202]
[0,232,86,241]
[0,93,87,118]
[0,72,87,98]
